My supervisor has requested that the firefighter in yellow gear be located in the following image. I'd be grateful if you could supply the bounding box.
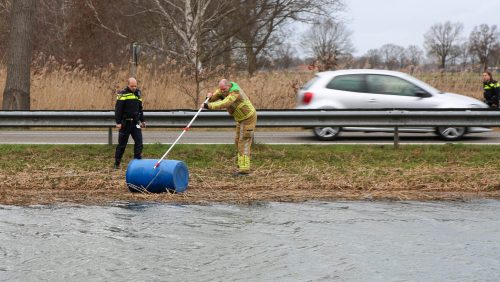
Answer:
[203,79,257,176]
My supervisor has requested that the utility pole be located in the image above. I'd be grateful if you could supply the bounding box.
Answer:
[130,42,140,77]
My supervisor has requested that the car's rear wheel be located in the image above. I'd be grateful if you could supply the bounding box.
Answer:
[436,127,466,141]
[313,127,342,141]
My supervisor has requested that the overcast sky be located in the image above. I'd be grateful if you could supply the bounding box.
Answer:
[340,0,500,56]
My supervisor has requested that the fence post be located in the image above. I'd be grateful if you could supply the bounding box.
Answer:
[108,127,113,145]
[394,126,400,147]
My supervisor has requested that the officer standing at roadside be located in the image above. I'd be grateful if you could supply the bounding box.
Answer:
[482,70,500,109]
[114,77,146,169]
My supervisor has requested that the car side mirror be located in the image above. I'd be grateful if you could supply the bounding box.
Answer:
[415,91,431,98]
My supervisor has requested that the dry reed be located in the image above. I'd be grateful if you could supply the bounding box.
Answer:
[0,63,485,110]
[1,164,499,206]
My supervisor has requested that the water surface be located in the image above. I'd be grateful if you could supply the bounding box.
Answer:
[1,200,499,281]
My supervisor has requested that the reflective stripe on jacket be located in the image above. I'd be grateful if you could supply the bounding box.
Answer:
[483,80,500,90]
[115,88,144,124]
[117,93,143,101]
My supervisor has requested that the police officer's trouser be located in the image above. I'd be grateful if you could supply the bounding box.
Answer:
[115,119,143,164]
[484,93,499,108]
[235,113,257,173]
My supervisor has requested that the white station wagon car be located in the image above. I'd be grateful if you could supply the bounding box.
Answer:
[295,69,490,141]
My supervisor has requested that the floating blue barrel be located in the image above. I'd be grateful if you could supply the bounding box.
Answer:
[125,159,189,193]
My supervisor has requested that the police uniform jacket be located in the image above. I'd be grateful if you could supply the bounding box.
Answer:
[115,87,145,124]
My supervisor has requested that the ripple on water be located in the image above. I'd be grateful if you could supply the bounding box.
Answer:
[0,200,499,281]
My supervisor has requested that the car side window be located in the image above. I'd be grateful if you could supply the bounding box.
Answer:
[366,74,424,96]
[326,74,366,93]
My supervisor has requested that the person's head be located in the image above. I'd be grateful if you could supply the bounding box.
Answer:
[482,71,493,82]
[218,79,231,92]
[127,77,138,92]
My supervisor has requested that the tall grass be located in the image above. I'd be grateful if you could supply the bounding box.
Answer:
[0,63,485,110]
[416,71,483,100]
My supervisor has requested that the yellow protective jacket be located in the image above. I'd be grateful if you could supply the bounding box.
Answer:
[207,82,256,122]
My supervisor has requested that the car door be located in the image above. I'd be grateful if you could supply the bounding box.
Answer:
[365,74,438,109]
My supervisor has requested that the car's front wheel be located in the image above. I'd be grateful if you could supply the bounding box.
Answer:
[313,127,342,141]
[436,127,466,141]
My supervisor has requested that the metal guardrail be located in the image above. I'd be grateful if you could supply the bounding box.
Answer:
[1,109,500,145]
[2,109,500,127]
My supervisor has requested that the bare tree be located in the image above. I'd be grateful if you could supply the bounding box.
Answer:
[302,18,353,71]
[233,0,344,75]
[147,0,236,106]
[406,45,423,67]
[468,24,500,71]
[272,42,299,69]
[77,0,142,67]
[32,0,71,60]
[456,42,473,70]
[491,47,500,67]
[363,49,382,69]
[379,44,404,70]
[0,0,9,12]
[0,0,12,62]
[424,21,464,70]
[82,0,236,106]
[2,0,36,110]
[149,0,231,68]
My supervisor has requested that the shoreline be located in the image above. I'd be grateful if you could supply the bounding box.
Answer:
[2,167,499,206]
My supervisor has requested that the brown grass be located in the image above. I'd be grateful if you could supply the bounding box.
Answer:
[0,64,484,110]
[1,144,498,206]
[416,72,483,100]
[1,161,499,206]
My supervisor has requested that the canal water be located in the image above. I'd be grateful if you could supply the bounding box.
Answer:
[1,200,499,281]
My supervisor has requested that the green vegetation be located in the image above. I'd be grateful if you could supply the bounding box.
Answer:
[1,144,499,205]
[2,144,499,172]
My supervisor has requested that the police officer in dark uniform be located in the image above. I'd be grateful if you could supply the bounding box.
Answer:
[482,70,500,109]
[114,77,146,169]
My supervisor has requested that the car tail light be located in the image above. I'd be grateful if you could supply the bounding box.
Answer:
[302,92,313,104]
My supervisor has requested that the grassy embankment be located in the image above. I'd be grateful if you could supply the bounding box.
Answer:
[1,144,499,206]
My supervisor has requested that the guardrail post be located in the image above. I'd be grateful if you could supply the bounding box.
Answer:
[394,126,399,147]
[108,127,113,145]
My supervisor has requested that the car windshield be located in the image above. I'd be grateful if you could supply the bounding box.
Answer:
[400,73,443,94]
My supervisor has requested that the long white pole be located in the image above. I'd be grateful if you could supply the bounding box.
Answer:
[153,97,210,169]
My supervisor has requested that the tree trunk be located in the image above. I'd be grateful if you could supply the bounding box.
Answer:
[440,57,446,70]
[2,0,36,110]
[245,43,257,76]
[482,58,488,72]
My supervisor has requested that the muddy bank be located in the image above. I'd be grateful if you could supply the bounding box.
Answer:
[1,166,499,206]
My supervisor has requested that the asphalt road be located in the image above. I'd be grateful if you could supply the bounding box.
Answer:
[1,129,500,145]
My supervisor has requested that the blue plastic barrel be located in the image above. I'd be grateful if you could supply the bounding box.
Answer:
[125,159,189,193]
